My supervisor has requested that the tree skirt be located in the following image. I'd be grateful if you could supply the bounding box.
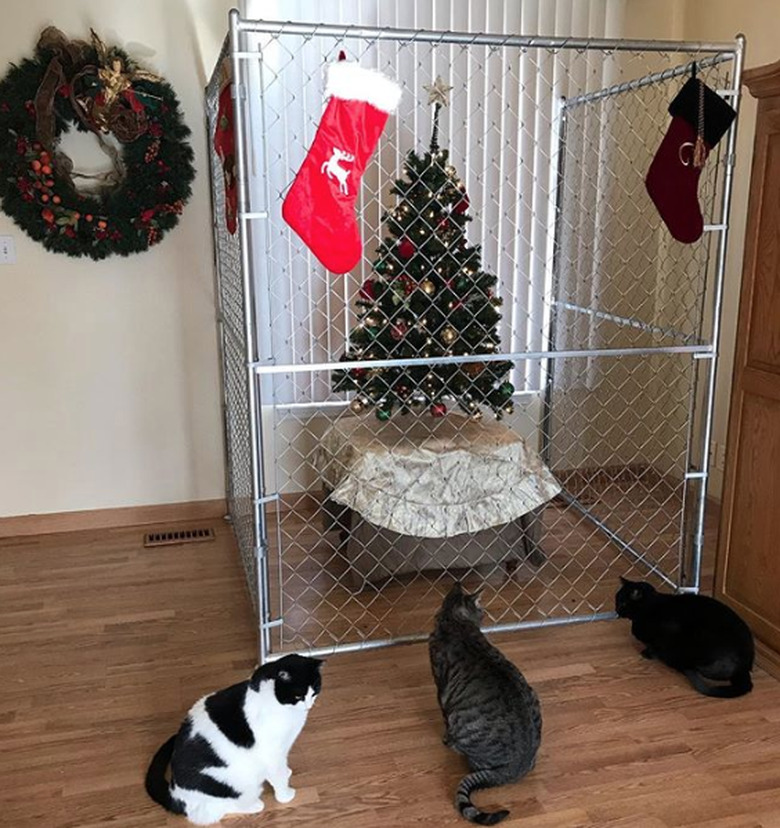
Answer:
[315,414,561,539]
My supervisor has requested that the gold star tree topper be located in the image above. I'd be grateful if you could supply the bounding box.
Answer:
[424,76,453,107]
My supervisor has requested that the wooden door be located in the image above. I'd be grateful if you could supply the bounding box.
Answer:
[715,60,780,678]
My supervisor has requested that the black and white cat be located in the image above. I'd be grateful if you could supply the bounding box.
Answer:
[429,583,542,826]
[145,654,323,825]
[616,576,754,698]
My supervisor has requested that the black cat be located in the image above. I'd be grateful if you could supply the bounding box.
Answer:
[615,577,754,698]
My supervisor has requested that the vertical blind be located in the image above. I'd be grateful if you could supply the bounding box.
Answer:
[240,1,628,402]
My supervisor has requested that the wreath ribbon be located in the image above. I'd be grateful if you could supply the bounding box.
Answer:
[33,27,90,149]
[34,27,162,147]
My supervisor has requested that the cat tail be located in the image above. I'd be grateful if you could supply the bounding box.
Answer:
[456,769,511,825]
[145,735,185,815]
[685,669,753,698]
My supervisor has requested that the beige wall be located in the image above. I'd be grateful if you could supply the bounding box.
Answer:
[0,1,773,518]
[0,0,232,517]
[681,0,777,497]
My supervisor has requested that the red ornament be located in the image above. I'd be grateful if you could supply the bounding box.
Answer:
[430,403,447,418]
[350,367,367,379]
[41,207,54,224]
[453,183,470,215]
[398,237,415,259]
[399,275,415,296]
[359,279,375,301]
[390,321,409,341]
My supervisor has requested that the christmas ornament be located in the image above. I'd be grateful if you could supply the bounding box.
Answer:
[430,402,447,417]
[421,279,436,295]
[423,75,453,107]
[398,237,415,258]
[399,275,415,296]
[363,313,380,328]
[390,321,409,341]
[455,275,470,292]
[350,397,367,413]
[213,58,237,234]
[463,362,484,377]
[453,185,470,215]
[645,73,736,244]
[441,326,457,345]
[282,58,402,274]
[359,279,376,301]
[376,406,392,421]
[0,27,194,259]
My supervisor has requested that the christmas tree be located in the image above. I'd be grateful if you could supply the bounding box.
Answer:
[333,77,515,421]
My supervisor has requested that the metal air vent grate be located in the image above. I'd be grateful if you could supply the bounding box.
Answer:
[143,527,216,548]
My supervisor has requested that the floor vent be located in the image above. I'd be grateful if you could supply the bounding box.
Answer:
[144,527,216,548]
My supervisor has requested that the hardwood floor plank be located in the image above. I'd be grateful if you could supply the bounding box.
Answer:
[1,512,779,827]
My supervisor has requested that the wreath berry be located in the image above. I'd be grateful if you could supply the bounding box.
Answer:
[0,27,195,259]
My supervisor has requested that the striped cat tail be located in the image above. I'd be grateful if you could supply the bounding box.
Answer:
[145,735,185,815]
[456,769,511,825]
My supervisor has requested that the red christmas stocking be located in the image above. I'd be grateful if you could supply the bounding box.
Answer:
[213,60,237,235]
[282,60,401,274]
[645,76,736,244]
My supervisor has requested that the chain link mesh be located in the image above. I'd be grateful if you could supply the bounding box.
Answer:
[206,38,258,611]
[207,25,737,656]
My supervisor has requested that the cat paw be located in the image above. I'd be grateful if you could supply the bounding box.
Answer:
[274,787,296,804]
[237,800,265,814]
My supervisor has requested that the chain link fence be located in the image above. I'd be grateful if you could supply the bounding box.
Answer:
[206,16,742,661]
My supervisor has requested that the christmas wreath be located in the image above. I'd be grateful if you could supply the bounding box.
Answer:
[0,27,195,259]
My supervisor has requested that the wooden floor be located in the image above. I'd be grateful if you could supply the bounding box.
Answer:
[273,476,713,653]
[2,514,780,827]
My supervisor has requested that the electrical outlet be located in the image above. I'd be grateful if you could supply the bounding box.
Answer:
[0,235,16,264]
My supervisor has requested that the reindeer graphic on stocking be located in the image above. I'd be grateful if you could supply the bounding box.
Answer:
[321,147,354,195]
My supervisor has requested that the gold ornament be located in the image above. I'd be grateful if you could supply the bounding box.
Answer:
[364,314,380,328]
[421,279,436,295]
[350,398,367,414]
[441,327,457,345]
[424,75,453,107]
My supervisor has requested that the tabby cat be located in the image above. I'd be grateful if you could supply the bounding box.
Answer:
[429,582,542,825]
[616,576,754,698]
[145,654,323,825]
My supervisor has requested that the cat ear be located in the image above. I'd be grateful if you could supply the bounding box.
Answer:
[619,575,629,585]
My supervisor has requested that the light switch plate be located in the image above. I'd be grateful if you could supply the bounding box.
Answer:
[0,235,16,264]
